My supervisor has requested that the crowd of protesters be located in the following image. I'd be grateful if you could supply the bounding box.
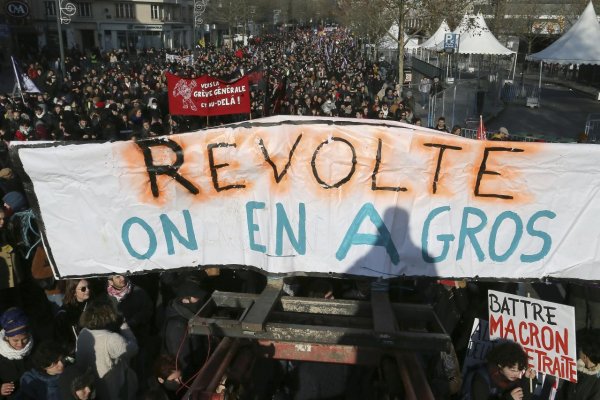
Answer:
[0,27,598,399]
[1,28,444,145]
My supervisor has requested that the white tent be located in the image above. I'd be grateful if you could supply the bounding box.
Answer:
[454,14,471,35]
[528,1,600,64]
[380,24,420,50]
[456,13,514,55]
[419,20,451,50]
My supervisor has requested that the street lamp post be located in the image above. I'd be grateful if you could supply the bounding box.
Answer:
[194,0,210,48]
[55,0,76,78]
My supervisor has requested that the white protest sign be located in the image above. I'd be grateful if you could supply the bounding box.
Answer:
[10,116,600,279]
[165,53,193,65]
[488,290,577,382]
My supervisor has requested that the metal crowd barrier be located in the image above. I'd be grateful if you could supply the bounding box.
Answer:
[585,114,600,142]
[459,128,576,143]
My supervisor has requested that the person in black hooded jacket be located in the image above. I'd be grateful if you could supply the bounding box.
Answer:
[0,191,33,284]
[161,280,211,383]
[557,329,600,400]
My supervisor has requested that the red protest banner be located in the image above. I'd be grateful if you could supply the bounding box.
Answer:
[167,72,251,116]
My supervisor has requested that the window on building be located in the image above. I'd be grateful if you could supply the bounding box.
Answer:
[44,1,57,17]
[78,2,92,18]
[115,3,134,19]
[151,4,164,20]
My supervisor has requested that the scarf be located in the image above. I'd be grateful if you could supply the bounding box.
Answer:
[0,329,33,360]
[577,359,600,377]
[489,365,519,392]
[107,281,132,302]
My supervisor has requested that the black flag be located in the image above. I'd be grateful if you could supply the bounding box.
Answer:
[11,56,41,94]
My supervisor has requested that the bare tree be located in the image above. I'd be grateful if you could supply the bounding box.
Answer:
[489,0,598,55]
[205,0,244,42]
[340,0,474,84]
[338,0,391,58]
[248,0,339,28]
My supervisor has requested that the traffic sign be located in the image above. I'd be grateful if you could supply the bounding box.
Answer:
[444,33,458,50]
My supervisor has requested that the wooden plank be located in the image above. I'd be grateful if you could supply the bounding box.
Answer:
[190,318,449,352]
[371,291,399,334]
[211,291,439,321]
[240,278,283,332]
[396,352,435,400]
[212,291,257,308]
[395,353,418,400]
[280,296,371,316]
[269,310,373,329]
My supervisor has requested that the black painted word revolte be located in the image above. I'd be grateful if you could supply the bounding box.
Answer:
[135,137,524,199]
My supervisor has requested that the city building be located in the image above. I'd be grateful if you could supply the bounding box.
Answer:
[1,0,197,58]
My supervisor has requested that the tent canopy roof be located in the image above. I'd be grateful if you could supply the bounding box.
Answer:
[419,20,451,50]
[379,24,420,50]
[528,1,600,65]
[455,14,514,55]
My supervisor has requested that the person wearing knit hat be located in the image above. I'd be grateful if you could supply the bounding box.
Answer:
[2,191,28,216]
[0,308,29,339]
[174,280,208,301]
[0,307,34,398]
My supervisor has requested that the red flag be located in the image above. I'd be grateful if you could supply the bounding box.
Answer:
[167,72,251,116]
[476,115,486,140]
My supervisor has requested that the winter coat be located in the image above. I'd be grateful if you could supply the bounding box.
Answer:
[54,301,87,354]
[75,325,138,400]
[0,330,33,399]
[13,128,32,142]
[162,300,209,381]
[559,360,600,400]
[111,285,153,345]
[15,369,60,400]
[469,365,533,400]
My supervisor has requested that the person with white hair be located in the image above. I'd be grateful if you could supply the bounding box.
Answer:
[490,127,510,141]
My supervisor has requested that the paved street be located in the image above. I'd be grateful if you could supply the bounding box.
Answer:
[487,81,599,141]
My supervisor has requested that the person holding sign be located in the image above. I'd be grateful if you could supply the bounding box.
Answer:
[558,329,600,400]
[462,340,536,400]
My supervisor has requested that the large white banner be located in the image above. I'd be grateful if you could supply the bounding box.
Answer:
[488,290,577,382]
[11,116,600,279]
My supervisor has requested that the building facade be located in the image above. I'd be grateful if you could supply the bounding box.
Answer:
[1,0,197,58]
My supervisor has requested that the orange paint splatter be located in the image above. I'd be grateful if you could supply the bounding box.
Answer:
[118,142,170,206]
[115,125,544,207]
[468,142,532,205]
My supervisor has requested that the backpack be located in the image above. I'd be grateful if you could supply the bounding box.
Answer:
[459,363,500,400]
